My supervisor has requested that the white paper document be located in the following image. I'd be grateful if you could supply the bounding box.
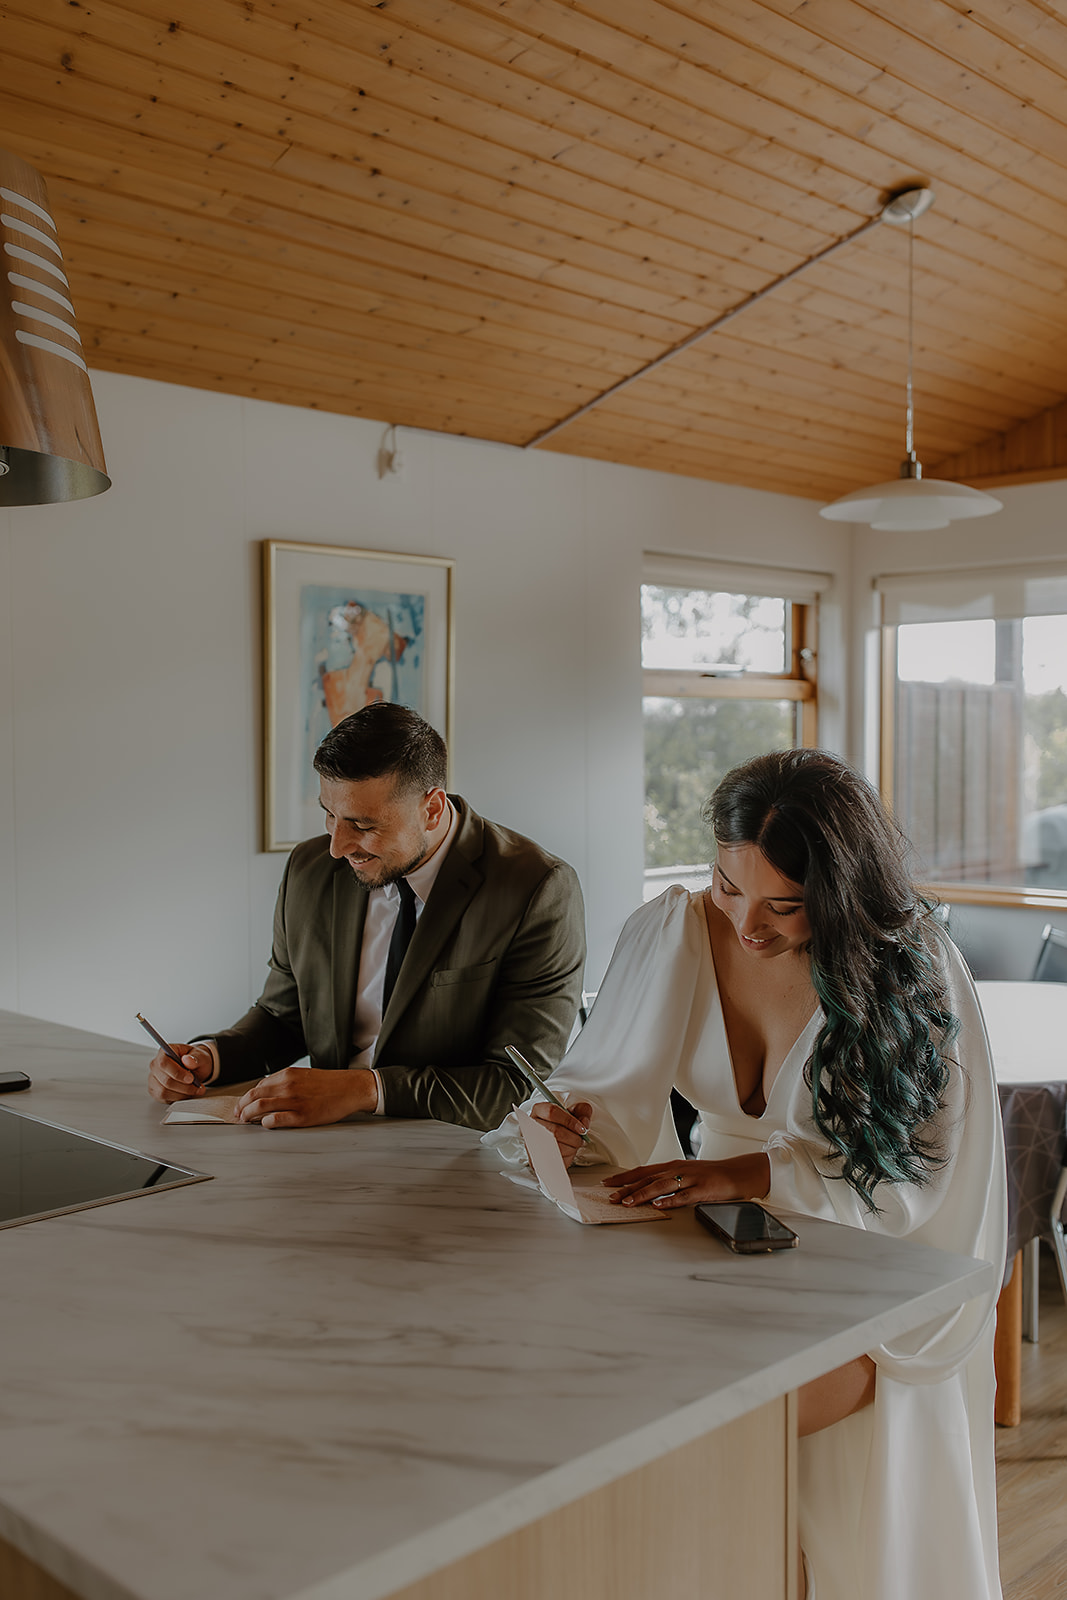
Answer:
[512,1106,667,1225]
[162,1092,245,1125]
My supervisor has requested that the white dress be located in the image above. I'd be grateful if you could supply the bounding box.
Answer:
[484,886,1007,1600]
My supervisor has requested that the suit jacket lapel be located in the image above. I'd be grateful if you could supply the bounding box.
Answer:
[374,800,484,1060]
[331,865,367,1070]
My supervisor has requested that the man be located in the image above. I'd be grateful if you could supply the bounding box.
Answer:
[147,703,586,1131]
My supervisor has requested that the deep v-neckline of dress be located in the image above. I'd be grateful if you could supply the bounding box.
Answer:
[694,893,819,1122]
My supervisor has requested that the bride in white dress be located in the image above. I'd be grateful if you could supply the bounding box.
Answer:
[484,750,1006,1600]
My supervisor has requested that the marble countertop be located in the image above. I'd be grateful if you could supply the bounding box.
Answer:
[0,1011,995,1600]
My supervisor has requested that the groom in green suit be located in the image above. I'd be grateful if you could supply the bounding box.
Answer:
[146,703,586,1131]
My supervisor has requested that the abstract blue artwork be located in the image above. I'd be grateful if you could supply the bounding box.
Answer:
[300,585,426,796]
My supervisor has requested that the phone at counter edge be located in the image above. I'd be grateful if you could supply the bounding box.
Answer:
[0,1071,31,1092]
[695,1201,798,1254]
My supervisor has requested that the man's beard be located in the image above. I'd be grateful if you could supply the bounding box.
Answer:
[346,838,431,888]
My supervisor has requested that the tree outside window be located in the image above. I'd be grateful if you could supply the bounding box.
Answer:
[642,584,816,898]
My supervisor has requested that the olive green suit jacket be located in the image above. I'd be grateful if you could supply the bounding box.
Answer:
[210,798,586,1131]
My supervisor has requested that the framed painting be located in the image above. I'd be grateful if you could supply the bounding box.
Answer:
[263,540,454,851]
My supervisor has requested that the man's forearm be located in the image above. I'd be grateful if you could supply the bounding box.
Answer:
[378,1060,529,1130]
[211,1004,307,1084]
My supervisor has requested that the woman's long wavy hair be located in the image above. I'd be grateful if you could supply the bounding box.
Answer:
[703,749,957,1210]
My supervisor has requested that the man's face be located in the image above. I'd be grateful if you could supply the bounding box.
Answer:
[319,775,445,888]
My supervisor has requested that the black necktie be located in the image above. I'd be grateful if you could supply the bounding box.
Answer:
[382,878,418,1012]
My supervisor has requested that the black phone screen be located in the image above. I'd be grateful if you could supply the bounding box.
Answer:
[695,1201,798,1250]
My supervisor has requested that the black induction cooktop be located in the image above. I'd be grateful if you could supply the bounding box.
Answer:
[0,1105,210,1229]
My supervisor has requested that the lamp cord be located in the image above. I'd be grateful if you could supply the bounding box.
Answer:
[905,217,915,461]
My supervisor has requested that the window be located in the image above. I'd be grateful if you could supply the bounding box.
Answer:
[879,563,1067,905]
[642,558,822,900]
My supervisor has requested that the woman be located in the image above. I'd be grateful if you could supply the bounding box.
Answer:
[484,750,1006,1600]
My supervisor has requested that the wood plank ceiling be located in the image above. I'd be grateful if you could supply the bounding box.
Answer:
[3,0,1067,501]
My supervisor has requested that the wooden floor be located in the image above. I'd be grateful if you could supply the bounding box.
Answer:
[997,1247,1067,1599]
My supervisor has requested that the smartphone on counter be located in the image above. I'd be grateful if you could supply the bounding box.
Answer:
[0,1071,31,1092]
[695,1201,798,1254]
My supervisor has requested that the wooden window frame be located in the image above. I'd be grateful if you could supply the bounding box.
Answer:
[642,601,818,748]
[879,621,1067,912]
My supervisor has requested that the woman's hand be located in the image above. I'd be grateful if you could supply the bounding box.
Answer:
[603,1152,772,1209]
[529,1100,593,1167]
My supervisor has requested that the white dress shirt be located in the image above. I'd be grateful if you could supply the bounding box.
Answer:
[351,800,459,1108]
[201,799,459,1109]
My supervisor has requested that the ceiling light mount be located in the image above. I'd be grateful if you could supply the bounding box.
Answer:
[820,186,1002,532]
[879,186,936,227]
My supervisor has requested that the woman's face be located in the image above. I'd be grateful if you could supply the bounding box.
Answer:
[710,842,811,958]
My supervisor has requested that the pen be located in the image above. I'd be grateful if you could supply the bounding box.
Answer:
[135,1012,186,1069]
[504,1045,592,1143]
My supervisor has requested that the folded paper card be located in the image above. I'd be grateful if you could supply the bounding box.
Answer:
[512,1105,667,1225]
[162,1087,254,1125]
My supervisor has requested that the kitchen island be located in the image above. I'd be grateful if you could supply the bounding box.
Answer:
[0,1011,996,1600]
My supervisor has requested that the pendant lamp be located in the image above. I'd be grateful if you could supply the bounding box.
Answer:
[0,147,110,505]
[819,189,1001,533]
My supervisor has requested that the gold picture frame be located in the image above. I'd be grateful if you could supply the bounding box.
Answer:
[263,540,455,852]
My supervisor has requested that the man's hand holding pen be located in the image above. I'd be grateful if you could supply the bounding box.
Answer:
[147,1042,215,1103]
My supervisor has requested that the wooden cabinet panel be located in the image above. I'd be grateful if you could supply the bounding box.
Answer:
[385,1394,797,1600]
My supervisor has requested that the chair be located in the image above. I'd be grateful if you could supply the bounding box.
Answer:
[1051,1167,1067,1308]
[1031,923,1067,982]
[1025,926,1067,1326]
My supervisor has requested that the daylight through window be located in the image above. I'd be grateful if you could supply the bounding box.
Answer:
[880,563,1067,903]
[641,575,818,901]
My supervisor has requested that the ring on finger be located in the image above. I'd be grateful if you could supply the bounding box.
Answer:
[674,1173,685,1191]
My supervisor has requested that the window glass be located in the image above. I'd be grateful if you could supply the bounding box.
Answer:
[641,586,786,673]
[644,698,796,878]
[642,581,813,901]
[898,619,995,686]
[891,613,1067,890]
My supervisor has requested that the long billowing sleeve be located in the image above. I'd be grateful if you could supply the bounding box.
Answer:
[481,886,704,1169]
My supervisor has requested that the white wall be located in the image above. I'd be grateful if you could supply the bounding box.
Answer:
[850,480,1067,979]
[0,371,850,1047]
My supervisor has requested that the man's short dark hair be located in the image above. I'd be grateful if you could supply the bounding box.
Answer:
[313,703,447,795]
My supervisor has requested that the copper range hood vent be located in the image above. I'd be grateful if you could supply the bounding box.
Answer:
[0,148,110,506]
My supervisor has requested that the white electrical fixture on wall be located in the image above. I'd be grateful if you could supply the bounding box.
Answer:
[819,189,1002,534]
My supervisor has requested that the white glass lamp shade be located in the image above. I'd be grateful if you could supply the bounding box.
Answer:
[819,476,1003,532]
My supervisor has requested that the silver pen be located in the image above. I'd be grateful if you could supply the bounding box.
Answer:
[505,1045,592,1143]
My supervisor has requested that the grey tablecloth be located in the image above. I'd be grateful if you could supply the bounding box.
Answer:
[997,1080,1067,1263]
